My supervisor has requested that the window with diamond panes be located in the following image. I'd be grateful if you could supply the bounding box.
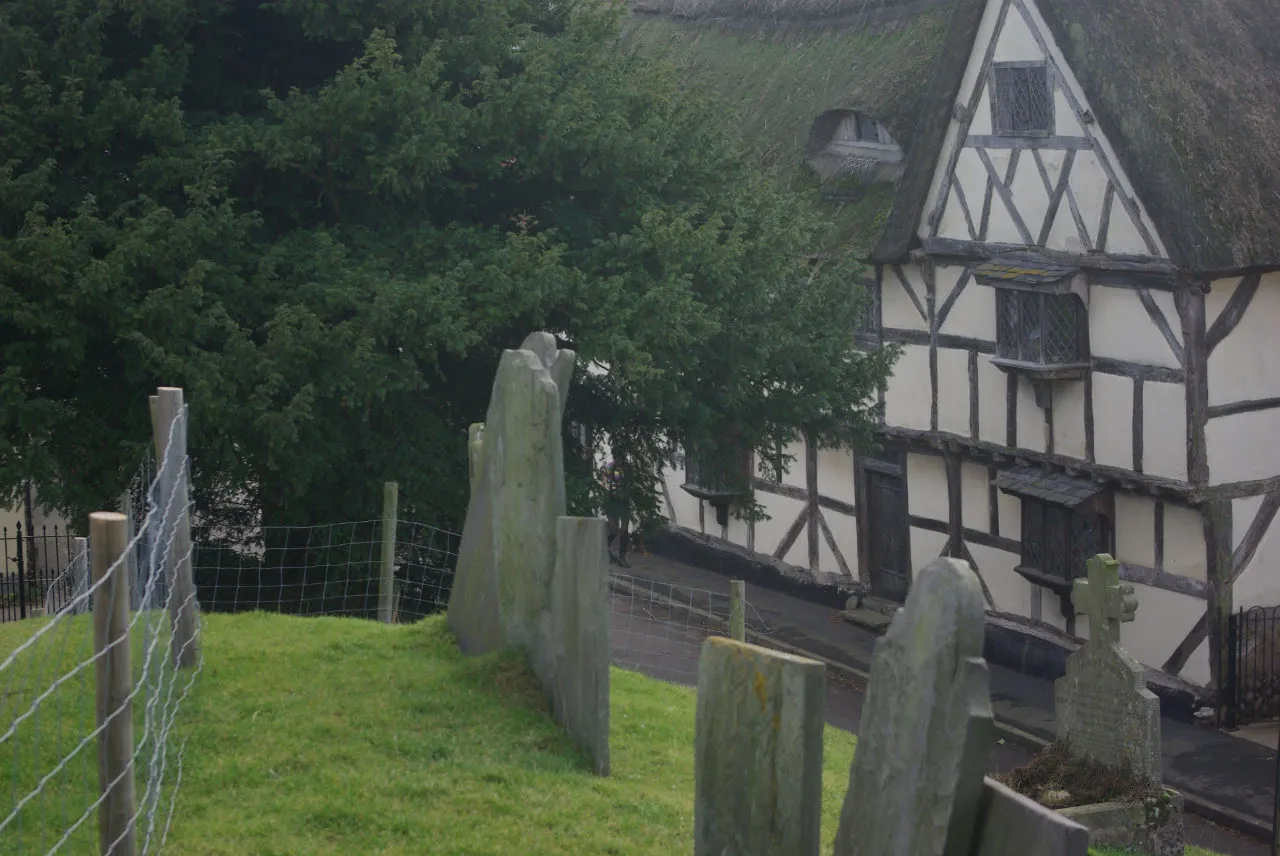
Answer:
[856,278,881,344]
[1019,498,1106,582]
[992,64,1054,136]
[996,289,1084,365]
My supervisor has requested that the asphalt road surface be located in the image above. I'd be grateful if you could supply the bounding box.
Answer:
[608,585,1269,856]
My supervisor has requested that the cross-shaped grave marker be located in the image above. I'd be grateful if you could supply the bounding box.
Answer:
[1070,553,1137,647]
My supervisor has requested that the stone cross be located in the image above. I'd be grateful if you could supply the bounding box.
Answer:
[1071,554,1136,648]
[1055,553,1161,781]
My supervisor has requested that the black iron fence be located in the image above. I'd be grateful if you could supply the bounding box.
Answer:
[0,524,81,623]
[1225,604,1280,728]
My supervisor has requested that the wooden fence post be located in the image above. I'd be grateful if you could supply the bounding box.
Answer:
[91,512,138,856]
[149,388,200,669]
[119,490,138,611]
[729,580,746,642]
[379,481,399,624]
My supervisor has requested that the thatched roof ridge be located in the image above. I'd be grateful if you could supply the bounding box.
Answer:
[632,0,954,24]
[1026,0,1280,272]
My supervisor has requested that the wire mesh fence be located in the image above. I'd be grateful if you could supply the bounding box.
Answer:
[190,519,459,622]
[0,398,200,855]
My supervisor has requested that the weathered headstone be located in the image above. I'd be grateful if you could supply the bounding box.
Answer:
[969,778,1091,856]
[1054,554,1161,782]
[445,333,576,656]
[833,557,995,856]
[548,516,611,776]
[694,637,825,856]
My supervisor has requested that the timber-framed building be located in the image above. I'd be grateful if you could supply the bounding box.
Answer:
[633,0,1280,700]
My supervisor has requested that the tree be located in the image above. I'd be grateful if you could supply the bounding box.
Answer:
[0,0,896,541]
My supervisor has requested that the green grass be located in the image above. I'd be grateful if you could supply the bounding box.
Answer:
[0,613,1225,854]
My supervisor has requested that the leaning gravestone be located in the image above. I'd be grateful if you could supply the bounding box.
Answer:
[444,332,612,776]
[694,637,825,856]
[1054,554,1161,782]
[833,557,995,856]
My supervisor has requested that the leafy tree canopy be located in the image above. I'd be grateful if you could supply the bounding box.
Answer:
[0,0,896,535]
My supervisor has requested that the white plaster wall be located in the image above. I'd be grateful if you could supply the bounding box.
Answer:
[1114,493,1156,569]
[1208,273,1280,406]
[977,359,1007,446]
[823,506,859,584]
[1007,149,1051,240]
[664,466,702,529]
[939,272,997,340]
[725,504,750,547]
[1088,287,1182,369]
[1181,639,1211,688]
[960,463,991,534]
[1091,373,1133,471]
[1232,496,1280,609]
[1015,376,1046,454]
[816,446,855,506]
[780,441,807,489]
[937,180,975,241]
[919,0,1005,232]
[884,345,933,431]
[754,492,807,563]
[937,348,971,437]
[981,149,1026,247]
[907,453,949,523]
[883,266,930,332]
[1207,409,1280,486]
[997,488,1022,541]
[1163,503,1207,582]
[968,541,1026,615]
[1081,583,1204,681]
[1052,379,1088,461]
[910,527,951,579]
[1142,381,1188,481]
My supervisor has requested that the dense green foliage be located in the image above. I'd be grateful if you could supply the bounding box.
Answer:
[0,0,895,533]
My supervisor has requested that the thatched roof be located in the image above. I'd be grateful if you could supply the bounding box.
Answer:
[1035,0,1280,273]
[627,0,980,257]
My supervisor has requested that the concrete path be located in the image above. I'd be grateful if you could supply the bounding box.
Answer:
[607,549,1273,856]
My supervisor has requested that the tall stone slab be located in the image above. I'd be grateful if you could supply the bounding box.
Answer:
[694,637,825,856]
[445,334,576,656]
[833,557,995,856]
[1054,554,1161,782]
[969,778,1090,856]
[548,516,611,776]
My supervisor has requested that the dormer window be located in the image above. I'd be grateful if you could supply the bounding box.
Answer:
[991,62,1054,136]
[806,110,904,189]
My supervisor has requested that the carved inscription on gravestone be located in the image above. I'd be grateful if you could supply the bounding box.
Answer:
[1054,554,1161,782]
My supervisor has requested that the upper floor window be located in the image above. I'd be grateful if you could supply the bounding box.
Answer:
[996,289,1086,365]
[854,275,881,349]
[992,62,1054,136]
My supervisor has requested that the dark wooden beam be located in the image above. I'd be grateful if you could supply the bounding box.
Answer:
[1206,272,1262,355]
[936,269,973,331]
[1231,491,1280,584]
[926,261,939,432]
[1207,397,1280,420]
[1006,372,1018,448]
[975,147,1034,244]
[969,350,980,440]
[852,451,870,586]
[1064,182,1092,253]
[1036,149,1076,246]
[967,134,1092,150]
[909,513,1021,554]
[883,327,997,354]
[1162,612,1207,676]
[1091,357,1184,384]
[979,175,994,241]
[921,236,1176,278]
[1154,500,1165,571]
[773,503,810,562]
[988,466,1001,536]
[891,264,929,323]
[1205,475,1280,501]
[1084,371,1096,462]
[1132,376,1144,474]
[806,435,820,575]
[816,509,853,578]
[956,539,996,606]
[1136,289,1185,365]
[1204,499,1233,692]
[1119,562,1207,600]
[951,173,979,240]
[946,451,963,553]
[1176,283,1210,487]
[1097,182,1115,253]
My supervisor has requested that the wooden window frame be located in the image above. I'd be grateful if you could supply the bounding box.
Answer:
[1014,495,1113,597]
[990,61,1055,138]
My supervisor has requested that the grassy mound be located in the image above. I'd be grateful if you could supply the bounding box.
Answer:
[0,613,1224,855]
[997,740,1163,810]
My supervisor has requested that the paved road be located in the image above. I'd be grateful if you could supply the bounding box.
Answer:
[608,582,1269,856]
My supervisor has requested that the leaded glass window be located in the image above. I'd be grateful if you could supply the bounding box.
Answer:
[992,64,1054,136]
[1020,498,1106,581]
[996,289,1084,365]
[855,277,881,345]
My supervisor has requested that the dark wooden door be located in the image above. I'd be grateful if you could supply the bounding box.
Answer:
[865,469,910,603]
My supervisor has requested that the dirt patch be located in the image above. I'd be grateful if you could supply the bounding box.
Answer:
[994,741,1161,809]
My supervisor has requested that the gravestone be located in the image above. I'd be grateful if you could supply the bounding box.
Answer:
[694,637,825,856]
[833,557,994,856]
[833,556,1088,856]
[1054,554,1161,782]
[446,333,576,657]
[548,517,611,776]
